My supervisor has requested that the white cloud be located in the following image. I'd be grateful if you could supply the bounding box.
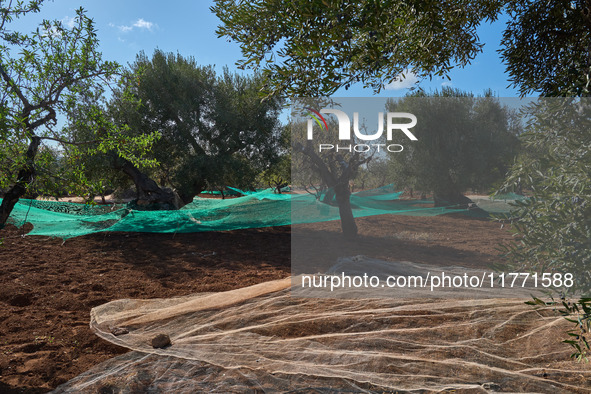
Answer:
[384,70,419,90]
[62,16,76,29]
[441,81,453,87]
[133,18,155,31]
[109,18,156,33]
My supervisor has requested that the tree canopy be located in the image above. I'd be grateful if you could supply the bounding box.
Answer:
[106,50,284,206]
[214,0,591,98]
[0,1,157,227]
[500,0,591,96]
[212,0,503,97]
[387,88,521,205]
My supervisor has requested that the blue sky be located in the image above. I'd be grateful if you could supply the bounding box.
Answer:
[11,0,519,97]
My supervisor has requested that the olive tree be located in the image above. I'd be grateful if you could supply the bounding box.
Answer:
[105,50,284,207]
[387,89,521,206]
[0,2,157,227]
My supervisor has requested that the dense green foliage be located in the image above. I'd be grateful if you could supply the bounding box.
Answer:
[212,0,503,97]
[500,100,591,286]
[387,89,521,204]
[105,50,284,204]
[214,0,591,98]
[500,0,591,96]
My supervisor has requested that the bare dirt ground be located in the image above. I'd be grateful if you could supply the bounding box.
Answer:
[0,211,553,393]
[0,224,290,393]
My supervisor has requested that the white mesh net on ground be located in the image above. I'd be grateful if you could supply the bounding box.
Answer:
[52,258,591,393]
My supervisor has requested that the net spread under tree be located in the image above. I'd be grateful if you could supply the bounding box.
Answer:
[52,273,591,392]
[5,184,516,239]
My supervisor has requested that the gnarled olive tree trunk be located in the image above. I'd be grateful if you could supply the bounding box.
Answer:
[0,136,41,228]
[112,156,183,210]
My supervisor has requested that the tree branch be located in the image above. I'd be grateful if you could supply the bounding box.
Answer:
[39,135,99,146]
[27,106,56,129]
[0,62,32,109]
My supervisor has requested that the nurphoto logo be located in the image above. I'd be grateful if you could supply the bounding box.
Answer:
[305,107,418,153]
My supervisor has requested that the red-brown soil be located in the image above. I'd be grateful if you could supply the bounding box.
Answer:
[1,212,518,392]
